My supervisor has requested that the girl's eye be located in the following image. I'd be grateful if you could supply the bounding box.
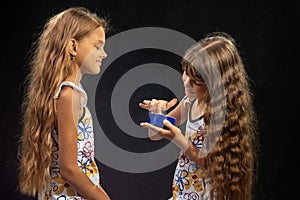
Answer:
[95,45,103,50]
[195,81,205,85]
[190,79,205,86]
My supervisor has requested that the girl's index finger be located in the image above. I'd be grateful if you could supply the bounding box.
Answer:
[165,98,178,110]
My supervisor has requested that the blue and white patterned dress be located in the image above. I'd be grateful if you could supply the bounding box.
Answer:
[169,96,212,200]
[39,81,100,200]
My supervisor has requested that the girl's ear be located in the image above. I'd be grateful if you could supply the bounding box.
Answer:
[69,38,78,56]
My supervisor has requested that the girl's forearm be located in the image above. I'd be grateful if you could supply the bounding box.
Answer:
[61,167,110,200]
[173,133,206,169]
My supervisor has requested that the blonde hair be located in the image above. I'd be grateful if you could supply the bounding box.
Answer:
[182,32,259,200]
[18,7,108,197]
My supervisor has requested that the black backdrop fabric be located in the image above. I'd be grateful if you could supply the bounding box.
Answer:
[1,0,296,199]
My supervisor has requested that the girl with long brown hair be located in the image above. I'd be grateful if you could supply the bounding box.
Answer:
[140,32,259,200]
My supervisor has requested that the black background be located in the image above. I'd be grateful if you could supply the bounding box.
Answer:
[1,0,296,199]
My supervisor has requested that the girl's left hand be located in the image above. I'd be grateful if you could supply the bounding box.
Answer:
[139,98,178,114]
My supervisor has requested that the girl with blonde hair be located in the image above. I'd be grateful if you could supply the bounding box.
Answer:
[18,7,111,200]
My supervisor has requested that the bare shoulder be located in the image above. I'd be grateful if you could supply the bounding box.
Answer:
[56,86,81,106]
[55,86,82,119]
[56,86,74,105]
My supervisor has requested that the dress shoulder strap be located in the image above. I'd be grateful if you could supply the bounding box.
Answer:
[182,95,195,109]
[54,81,87,108]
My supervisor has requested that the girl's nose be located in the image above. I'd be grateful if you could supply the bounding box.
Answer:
[101,50,107,58]
[182,73,191,86]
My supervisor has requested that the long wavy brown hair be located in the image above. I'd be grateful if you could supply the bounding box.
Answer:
[182,32,259,200]
[18,7,108,197]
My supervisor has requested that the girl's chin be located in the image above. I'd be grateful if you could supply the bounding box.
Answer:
[85,67,101,75]
[93,64,102,74]
[185,89,195,98]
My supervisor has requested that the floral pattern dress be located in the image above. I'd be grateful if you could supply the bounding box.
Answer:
[39,81,100,200]
[170,97,211,200]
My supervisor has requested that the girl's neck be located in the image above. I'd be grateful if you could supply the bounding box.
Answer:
[195,98,206,115]
[65,68,83,86]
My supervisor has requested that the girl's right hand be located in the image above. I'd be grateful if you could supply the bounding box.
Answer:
[140,119,190,151]
[139,98,178,114]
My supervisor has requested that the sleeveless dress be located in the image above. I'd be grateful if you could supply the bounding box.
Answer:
[169,96,212,200]
[39,81,100,200]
